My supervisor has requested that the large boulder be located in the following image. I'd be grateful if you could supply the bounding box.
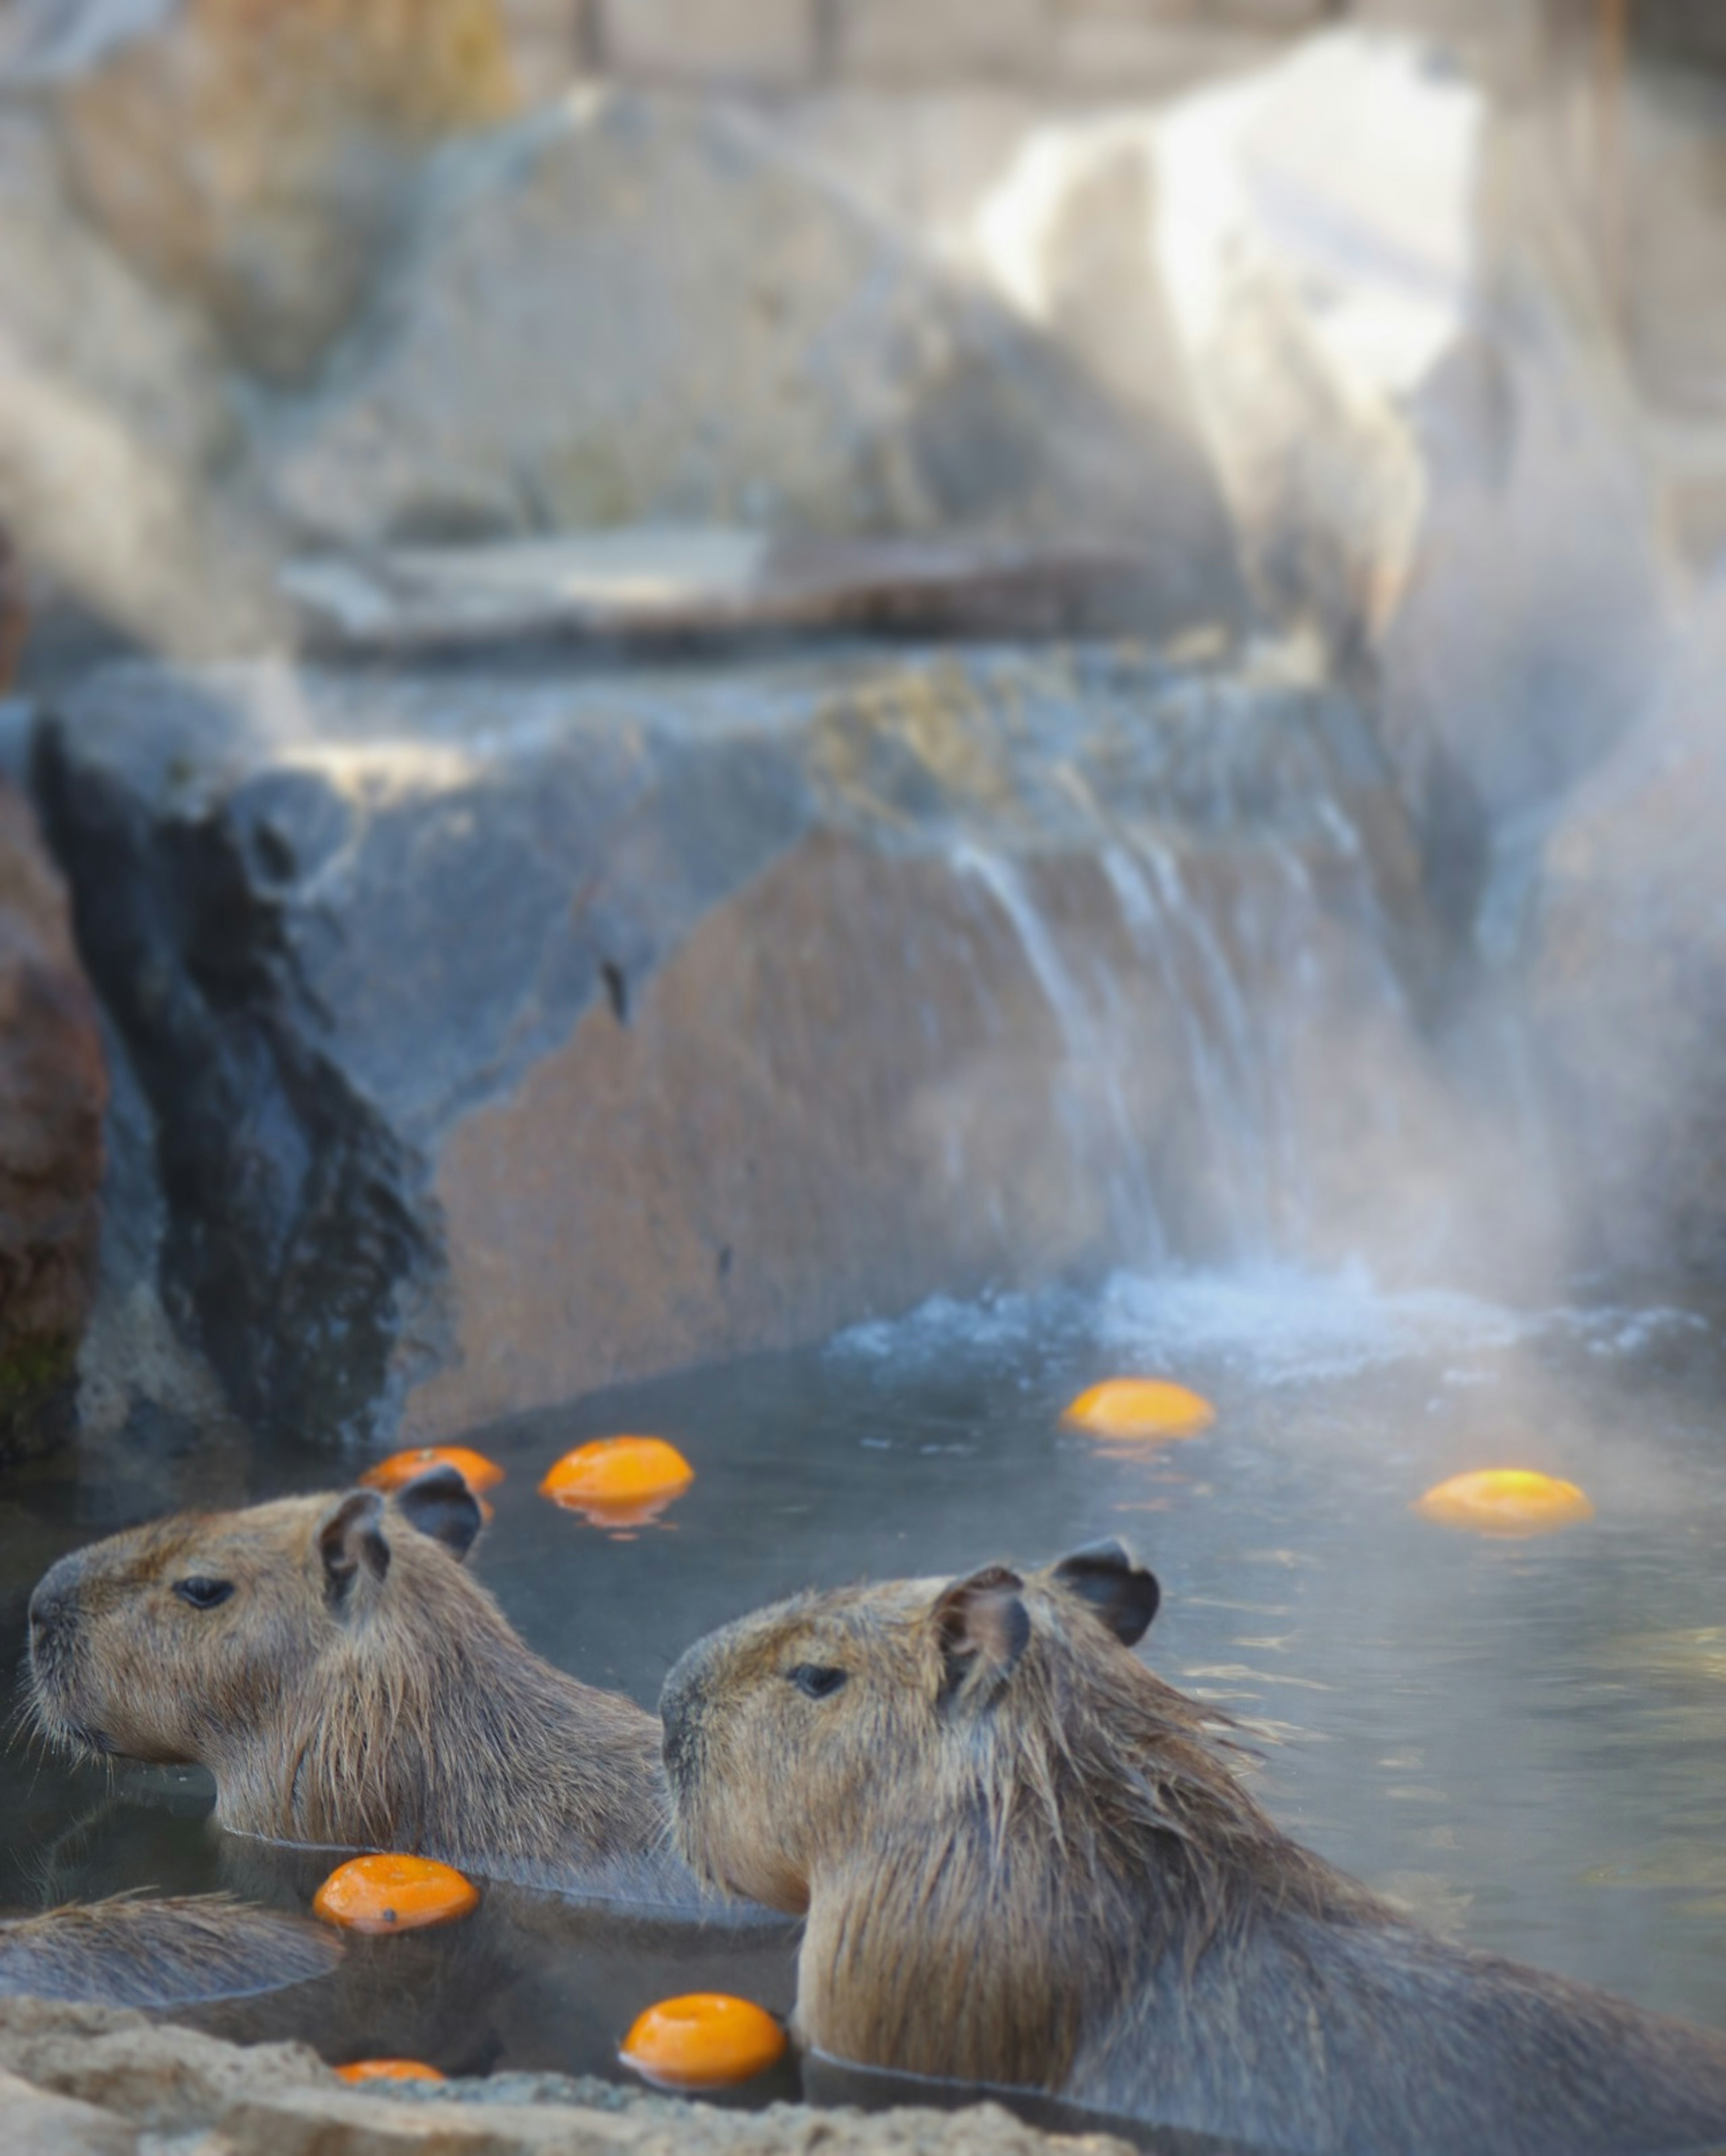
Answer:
[0,777,107,1457]
[49,0,521,382]
[1530,586,1726,1279]
[0,109,283,658]
[36,642,1453,1448]
[253,88,1248,645]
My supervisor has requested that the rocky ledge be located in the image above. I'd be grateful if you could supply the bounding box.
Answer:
[36,639,1454,1449]
[0,1996,1140,2156]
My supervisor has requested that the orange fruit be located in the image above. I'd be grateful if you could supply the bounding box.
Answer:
[1061,1378,1215,1441]
[540,1436,694,1527]
[359,1445,504,1494]
[621,1992,787,2090]
[335,2059,446,2084]
[312,1854,479,1934]
[1414,1469,1595,1539]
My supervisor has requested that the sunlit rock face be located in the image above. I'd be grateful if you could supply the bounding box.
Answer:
[255,86,1247,650]
[1531,587,1726,1281]
[0,780,107,1459]
[34,644,1480,1447]
[0,107,281,660]
[941,30,1664,896]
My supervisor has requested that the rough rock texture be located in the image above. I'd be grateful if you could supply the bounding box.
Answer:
[0,108,283,658]
[254,87,1247,647]
[922,31,1665,925]
[0,777,107,1457]
[53,0,521,382]
[1530,587,1726,1279]
[0,2065,138,2156]
[36,641,1450,1447]
[0,1996,1140,2156]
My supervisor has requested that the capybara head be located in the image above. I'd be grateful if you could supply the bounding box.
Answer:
[661,1541,1373,2085]
[27,1467,665,1875]
[662,1539,1176,1913]
[28,1468,482,1772]
[664,1549,1726,2155]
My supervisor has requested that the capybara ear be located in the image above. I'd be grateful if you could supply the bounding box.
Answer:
[1051,1540,1160,1646]
[316,1490,390,1603]
[395,1466,483,1562]
[933,1565,1030,1698]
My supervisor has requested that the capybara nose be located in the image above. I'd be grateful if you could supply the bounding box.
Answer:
[28,1552,82,1651]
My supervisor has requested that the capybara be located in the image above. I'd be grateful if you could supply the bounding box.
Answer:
[27,1467,696,1902]
[661,1541,1726,2156]
[0,1893,341,2008]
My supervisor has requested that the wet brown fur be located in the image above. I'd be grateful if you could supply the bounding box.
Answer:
[0,1893,341,2008]
[27,1483,683,1895]
[662,1553,1726,2156]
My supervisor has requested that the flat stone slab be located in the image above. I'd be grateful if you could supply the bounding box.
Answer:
[282,530,1184,654]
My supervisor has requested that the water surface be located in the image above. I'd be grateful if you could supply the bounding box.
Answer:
[2,1266,1723,2105]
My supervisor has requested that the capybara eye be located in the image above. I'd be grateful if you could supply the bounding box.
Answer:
[787,1664,848,1700]
[172,1576,236,1611]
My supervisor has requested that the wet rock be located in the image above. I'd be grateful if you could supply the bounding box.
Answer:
[0,777,107,1458]
[51,0,520,382]
[35,641,1441,1446]
[1530,587,1726,1279]
[256,88,1246,646]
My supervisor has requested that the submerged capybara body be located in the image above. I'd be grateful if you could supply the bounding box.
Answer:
[28,1468,692,1901]
[0,1893,341,2008]
[662,1543,1726,2156]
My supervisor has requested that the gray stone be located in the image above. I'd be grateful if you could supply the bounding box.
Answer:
[601,0,814,87]
[281,530,1191,653]
[0,109,282,658]
[35,640,1443,1447]
[829,0,1052,85]
[256,89,1246,649]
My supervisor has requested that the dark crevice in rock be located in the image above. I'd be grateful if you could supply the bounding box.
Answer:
[32,717,443,1449]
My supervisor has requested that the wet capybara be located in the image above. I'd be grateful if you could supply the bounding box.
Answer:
[28,1467,698,1903]
[661,1541,1726,2156]
[0,1893,341,2008]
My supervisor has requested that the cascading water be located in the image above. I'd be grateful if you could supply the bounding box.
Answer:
[936,698,1448,1280]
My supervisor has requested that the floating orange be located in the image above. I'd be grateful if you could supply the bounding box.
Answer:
[335,2059,447,2085]
[621,1992,787,2090]
[540,1436,694,1527]
[1414,1469,1595,1539]
[312,1854,480,1934]
[1061,1378,1216,1441]
[360,1445,504,1495]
